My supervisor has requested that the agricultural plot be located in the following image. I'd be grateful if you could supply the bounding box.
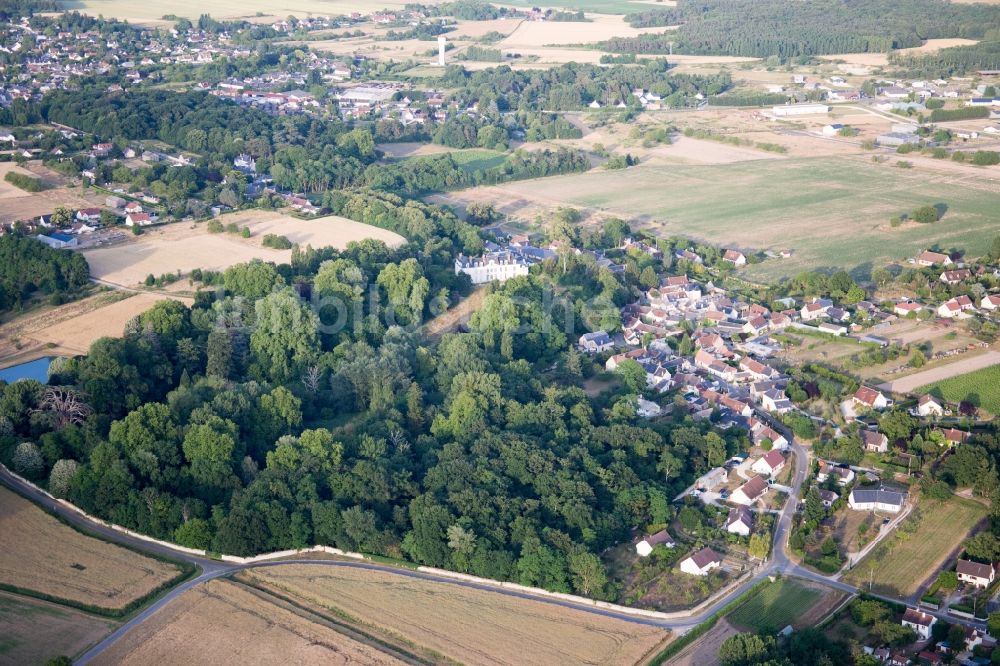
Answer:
[466,155,1000,281]
[0,162,101,227]
[918,362,1000,415]
[242,564,672,665]
[842,497,988,598]
[59,0,418,22]
[0,487,182,611]
[726,578,826,632]
[83,211,403,287]
[0,591,118,665]
[90,578,408,666]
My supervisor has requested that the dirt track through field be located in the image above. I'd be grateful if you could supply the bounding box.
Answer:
[880,350,1000,393]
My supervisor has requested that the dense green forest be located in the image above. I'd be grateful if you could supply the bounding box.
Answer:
[0,201,746,598]
[614,0,1000,58]
[438,60,731,110]
[0,235,90,313]
[891,38,1000,76]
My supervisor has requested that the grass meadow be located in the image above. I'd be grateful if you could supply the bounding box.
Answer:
[842,497,988,598]
[496,155,1000,281]
[919,364,1000,415]
[727,578,823,632]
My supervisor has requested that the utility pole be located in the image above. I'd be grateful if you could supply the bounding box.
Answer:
[869,566,874,592]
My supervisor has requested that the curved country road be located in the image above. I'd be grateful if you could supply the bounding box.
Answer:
[0,434,983,665]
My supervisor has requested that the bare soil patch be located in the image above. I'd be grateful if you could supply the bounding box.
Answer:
[243,564,671,666]
[668,618,740,666]
[0,487,181,610]
[0,163,102,226]
[0,591,118,664]
[91,578,407,666]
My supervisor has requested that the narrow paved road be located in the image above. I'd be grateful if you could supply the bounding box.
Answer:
[0,430,984,666]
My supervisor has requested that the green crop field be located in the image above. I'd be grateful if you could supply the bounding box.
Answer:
[448,149,508,174]
[727,578,823,632]
[919,365,1000,415]
[842,497,988,598]
[494,155,1000,282]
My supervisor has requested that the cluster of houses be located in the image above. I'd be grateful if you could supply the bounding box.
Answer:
[455,233,618,285]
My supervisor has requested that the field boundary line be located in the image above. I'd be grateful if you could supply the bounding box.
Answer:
[229,575,435,665]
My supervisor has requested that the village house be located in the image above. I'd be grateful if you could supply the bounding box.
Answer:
[981,294,1000,311]
[723,249,747,266]
[635,529,675,557]
[123,201,143,215]
[800,301,831,321]
[818,489,839,508]
[938,295,976,318]
[854,385,892,411]
[915,250,952,267]
[75,207,102,223]
[894,301,923,316]
[818,322,848,336]
[679,547,723,576]
[940,269,972,285]
[861,430,889,453]
[917,394,944,417]
[818,462,856,486]
[956,559,994,588]
[725,506,753,536]
[578,331,614,354]
[901,608,936,640]
[848,488,904,513]
[731,475,769,506]
[636,397,662,419]
[751,450,786,476]
[938,428,970,446]
[125,212,154,227]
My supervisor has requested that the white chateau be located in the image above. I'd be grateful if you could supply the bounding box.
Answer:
[455,250,531,284]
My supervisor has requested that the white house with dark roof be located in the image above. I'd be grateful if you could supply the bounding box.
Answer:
[636,529,675,557]
[725,506,753,536]
[956,559,994,588]
[861,430,889,453]
[901,608,936,640]
[917,394,944,417]
[679,547,723,576]
[849,488,904,513]
[578,331,614,353]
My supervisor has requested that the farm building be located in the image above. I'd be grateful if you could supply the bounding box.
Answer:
[36,232,78,249]
[772,103,830,116]
[876,132,920,147]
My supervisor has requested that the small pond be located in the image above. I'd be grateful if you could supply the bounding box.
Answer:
[0,356,55,383]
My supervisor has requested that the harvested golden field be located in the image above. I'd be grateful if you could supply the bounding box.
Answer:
[0,163,101,227]
[0,591,118,665]
[500,14,669,48]
[91,579,409,666]
[244,564,672,665]
[0,487,182,610]
[83,211,403,287]
[897,38,979,54]
[31,292,192,355]
[225,209,406,249]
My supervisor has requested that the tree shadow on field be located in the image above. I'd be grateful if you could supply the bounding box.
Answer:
[934,202,949,219]
[849,262,873,285]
